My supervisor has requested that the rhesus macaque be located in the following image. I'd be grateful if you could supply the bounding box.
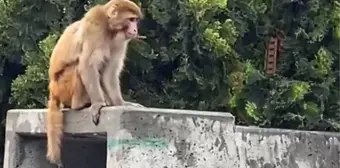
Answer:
[46,0,143,166]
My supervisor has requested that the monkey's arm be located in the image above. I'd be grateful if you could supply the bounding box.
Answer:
[77,39,106,125]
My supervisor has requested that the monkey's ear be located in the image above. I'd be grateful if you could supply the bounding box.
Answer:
[107,5,118,19]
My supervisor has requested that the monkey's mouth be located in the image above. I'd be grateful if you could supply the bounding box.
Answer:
[125,32,146,40]
[125,32,137,39]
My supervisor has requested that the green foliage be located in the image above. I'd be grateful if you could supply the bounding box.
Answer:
[4,0,340,132]
[4,0,92,108]
[313,47,333,76]
[11,34,58,108]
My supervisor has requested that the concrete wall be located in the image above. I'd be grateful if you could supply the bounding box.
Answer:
[235,126,340,168]
[3,107,340,168]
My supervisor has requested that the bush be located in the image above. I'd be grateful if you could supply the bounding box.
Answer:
[8,0,340,131]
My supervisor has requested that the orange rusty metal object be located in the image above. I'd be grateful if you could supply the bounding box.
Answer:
[265,37,278,75]
[264,29,285,75]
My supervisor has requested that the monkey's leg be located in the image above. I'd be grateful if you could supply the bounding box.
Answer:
[102,74,124,106]
[71,73,91,110]
[78,61,106,125]
[103,77,144,108]
[101,56,124,106]
[102,67,144,108]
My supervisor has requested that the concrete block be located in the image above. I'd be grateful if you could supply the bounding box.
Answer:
[234,126,340,168]
[106,108,236,168]
[3,107,235,168]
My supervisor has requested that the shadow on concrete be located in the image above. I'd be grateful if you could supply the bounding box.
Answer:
[16,134,107,168]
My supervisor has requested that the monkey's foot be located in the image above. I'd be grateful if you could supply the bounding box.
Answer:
[123,101,145,108]
[89,103,105,125]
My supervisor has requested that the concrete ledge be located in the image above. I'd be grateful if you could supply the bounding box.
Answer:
[4,107,235,168]
[3,107,340,168]
[6,107,233,134]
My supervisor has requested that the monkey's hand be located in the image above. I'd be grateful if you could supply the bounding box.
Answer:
[89,103,105,125]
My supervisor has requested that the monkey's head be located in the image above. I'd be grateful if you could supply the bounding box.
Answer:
[106,0,143,41]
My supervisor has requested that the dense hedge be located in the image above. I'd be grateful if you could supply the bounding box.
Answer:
[0,0,339,134]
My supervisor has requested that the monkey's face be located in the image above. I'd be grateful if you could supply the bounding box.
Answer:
[121,15,140,39]
[108,11,141,41]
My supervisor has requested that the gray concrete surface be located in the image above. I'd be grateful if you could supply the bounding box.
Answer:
[235,126,340,168]
[3,106,340,168]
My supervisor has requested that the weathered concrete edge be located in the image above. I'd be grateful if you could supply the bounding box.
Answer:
[8,106,234,118]
[236,125,340,138]
[6,106,234,134]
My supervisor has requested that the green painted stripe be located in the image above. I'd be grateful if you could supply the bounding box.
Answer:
[107,138,169,149]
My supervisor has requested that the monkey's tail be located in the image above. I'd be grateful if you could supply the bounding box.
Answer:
[46,92,63,164]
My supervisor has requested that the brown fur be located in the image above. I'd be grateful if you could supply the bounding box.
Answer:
[46,0,143,166]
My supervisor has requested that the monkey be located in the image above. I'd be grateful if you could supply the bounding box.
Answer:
[46,0,143,166]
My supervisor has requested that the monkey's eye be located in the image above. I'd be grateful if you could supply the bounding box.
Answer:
[128,17,138,22]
